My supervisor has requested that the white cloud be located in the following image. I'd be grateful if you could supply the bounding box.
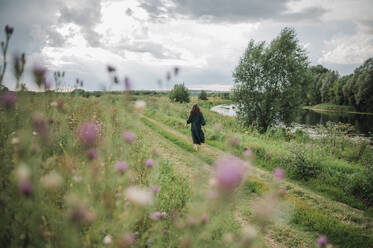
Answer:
[318,32,373,64]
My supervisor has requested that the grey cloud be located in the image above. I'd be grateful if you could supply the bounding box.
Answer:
[126,8,133,16]
[359,20,373,34]
[139,0,328,23]
[116,39,182,60]
[58,0,103,47]
[278,6,328,22]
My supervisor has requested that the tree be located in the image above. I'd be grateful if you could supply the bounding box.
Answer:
[233,28,309,131]
[169,83,190,103]
[352,58,373,112]
[198,90,208,100]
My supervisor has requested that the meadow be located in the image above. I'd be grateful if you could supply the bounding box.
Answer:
[1,92,373,248]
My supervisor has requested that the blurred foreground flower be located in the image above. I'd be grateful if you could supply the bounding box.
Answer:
[149,211,161,220]
[78,121,99,147]
[243,148,253,158]
[317,236,328,247]
[123,131,136,143]
[273,168,285,180]
[118,233,136,248]
[41,171,63,191]
[124,77,130,91]
[32,65,47,88]
[145,159,154,167]
[0,91,16,109]
[134,100,146,111]
[87,148,98,160]
[19,179,32,197]
[31,113,49,139]
[15,164,30,182]
[116,161,128,174]
[125,186,153,207]
[151,185,160,193]
[103,235,113,246]
[214,156,247,193]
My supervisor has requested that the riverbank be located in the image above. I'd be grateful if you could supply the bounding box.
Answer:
[304,104,373,115]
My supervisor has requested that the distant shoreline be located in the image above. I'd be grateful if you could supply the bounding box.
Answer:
[303,106,373,115]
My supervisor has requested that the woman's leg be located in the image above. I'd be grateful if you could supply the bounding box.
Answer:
[193,144,198,151]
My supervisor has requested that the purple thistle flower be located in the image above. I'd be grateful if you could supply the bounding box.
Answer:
[116,161,128,174]
[243,148,253,158]
[161,212,167,218]
[174,67,179,76]
[32,65,47,88]
[273,168,285,180]
[150,211,161,220]
[113,76,119,84]
[5,25,14,36]
[215,156,246,192]
[107,65,116,73]
[123,131,136,143]
[0,91,16,109]
[151,185,160,193]
[317,236,328,247]
[87,148,98,160]
[78,121,99,147]
[201,214,208,224]
[19,180,32,197]
[145,159,154,167]
[124,77,131,91]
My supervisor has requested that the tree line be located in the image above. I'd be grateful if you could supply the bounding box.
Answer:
[303,58,373,112]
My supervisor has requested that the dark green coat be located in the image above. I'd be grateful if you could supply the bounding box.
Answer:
[187,113,206,144]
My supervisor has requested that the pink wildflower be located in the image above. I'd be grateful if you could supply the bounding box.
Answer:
[116,161,128,174]
[145,159,154,167]
[78,121,99,146]
[123,131,136,143]
[215,156,246,192]
[273,168,285,180]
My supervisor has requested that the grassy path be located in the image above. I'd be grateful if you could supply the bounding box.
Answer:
[140,114,373,248]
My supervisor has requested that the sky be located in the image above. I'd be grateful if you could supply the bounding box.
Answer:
[0,0,372,91]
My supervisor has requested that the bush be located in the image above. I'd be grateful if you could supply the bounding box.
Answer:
[198,90,208,100]
[169,84,190,103]
[285,145,322,180]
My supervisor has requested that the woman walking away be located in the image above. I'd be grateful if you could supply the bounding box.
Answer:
[185,104,206,151]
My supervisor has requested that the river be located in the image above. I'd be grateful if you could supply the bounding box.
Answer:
[211,104,373,137]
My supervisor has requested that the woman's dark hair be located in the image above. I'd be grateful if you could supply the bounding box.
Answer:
[190,104,201,117]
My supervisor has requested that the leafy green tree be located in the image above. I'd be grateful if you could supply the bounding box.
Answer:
[198,90,208,100]
[320,70,339,103]
[233,27,309,131]
[169,83,190,103]
[352,58,373,112]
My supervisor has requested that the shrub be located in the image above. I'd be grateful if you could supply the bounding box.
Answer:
[198,90,208,100]
[169,84,190,103]
[285,145,322,180]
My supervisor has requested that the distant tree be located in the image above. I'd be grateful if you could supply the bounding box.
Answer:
[305,65,329,105]
[233,27,309,131]
[352,58,373,112]
[169,83,190,103]
[198,90,208,100]
[320,70,339,103]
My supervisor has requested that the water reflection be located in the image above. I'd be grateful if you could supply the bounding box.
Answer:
[211,104,373,136]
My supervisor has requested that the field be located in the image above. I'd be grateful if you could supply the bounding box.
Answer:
[1,92,373,248]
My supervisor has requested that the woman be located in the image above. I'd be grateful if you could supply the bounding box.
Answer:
[185,104,206,151]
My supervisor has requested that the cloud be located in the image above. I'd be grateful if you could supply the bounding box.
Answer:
[139,0,328,23]
[117,40,182,60]
[58,0,103,47]
[318,32,373,65]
